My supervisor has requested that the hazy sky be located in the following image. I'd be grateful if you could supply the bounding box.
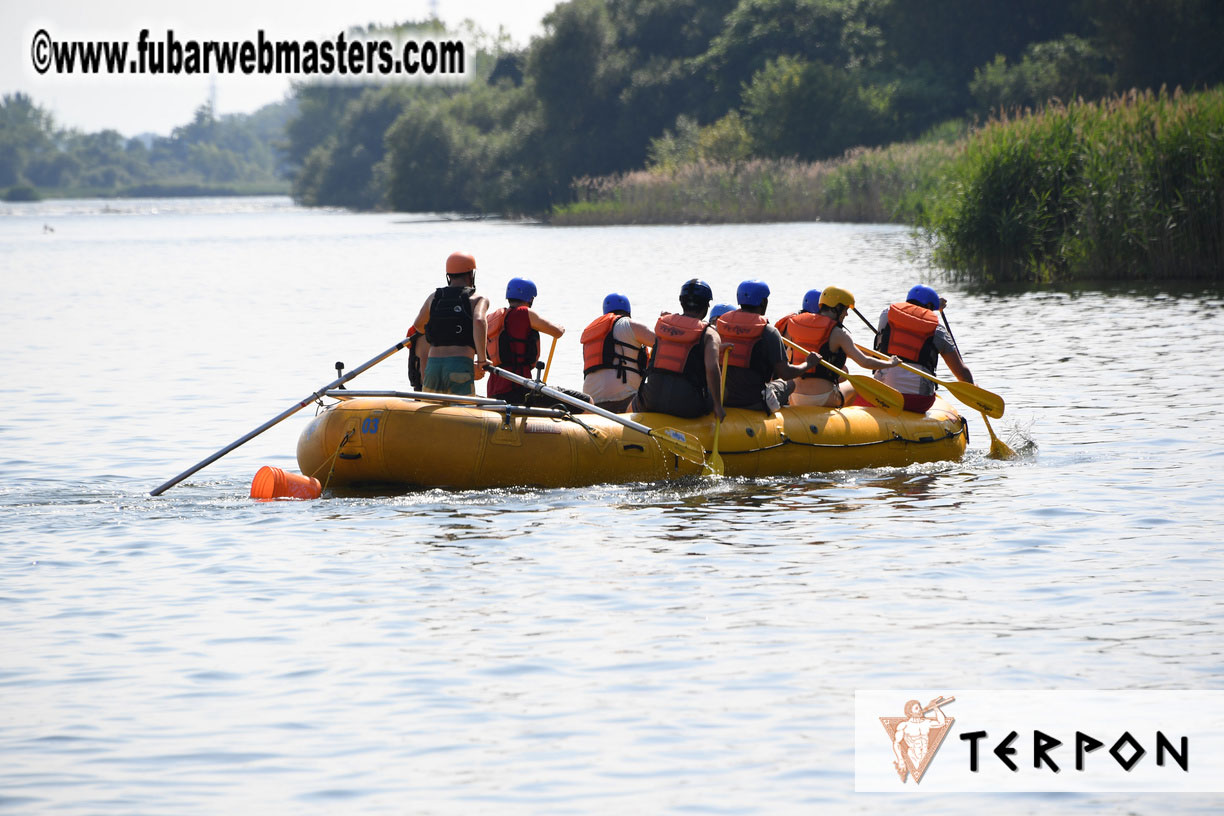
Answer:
[3,0,561,136]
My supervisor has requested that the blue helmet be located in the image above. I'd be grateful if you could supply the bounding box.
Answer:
[736,279,771,307]
[506,277,538,302]
[709,303,735,322]
[602,293,631,315]
[679,278,713,305]
[906,284,939,310]
[801,289,822,313]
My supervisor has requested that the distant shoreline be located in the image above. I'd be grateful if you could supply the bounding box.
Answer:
[4,181,291,202]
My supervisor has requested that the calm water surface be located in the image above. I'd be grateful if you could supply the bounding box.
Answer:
[1,197,1221,814]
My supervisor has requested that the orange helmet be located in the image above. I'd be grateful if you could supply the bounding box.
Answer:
[446,252,476,277]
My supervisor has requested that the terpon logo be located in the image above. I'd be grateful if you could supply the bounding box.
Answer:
[854,691,1223,793]
[878,695,954,783]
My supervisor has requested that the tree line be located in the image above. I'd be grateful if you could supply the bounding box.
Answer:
[285,0,1224,214]
[0,93,292,200]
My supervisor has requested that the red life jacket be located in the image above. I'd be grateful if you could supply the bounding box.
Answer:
[780,311,844,382]
[716,310,768,369]
[486,305,540,372]
[879,302,939,371]
[650,313,707,377]
[581,313,648,382]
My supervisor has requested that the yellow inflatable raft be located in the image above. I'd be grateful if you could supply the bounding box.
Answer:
[296,390,967,490]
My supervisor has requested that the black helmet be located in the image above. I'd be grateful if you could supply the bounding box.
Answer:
[679,278,713,305]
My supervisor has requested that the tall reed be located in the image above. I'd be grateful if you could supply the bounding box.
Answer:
[924,87,1224,281]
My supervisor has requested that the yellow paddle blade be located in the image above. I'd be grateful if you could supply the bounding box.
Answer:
[855,343,1005,418]
[651,427,708,467]
[982,414,1017,460]
[833,364,905,415]
[946,380,1005,419]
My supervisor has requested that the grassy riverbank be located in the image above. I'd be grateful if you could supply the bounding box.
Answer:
[3,180,291,202]
[551,141,958,227]
[552,87,1224,283]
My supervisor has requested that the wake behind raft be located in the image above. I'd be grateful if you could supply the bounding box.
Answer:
[296,390,968,491]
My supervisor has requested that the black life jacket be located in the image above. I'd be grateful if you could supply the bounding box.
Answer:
[406,329,424,390]
[425,286,475,347]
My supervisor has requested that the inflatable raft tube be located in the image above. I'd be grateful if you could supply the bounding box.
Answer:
[296,390,967,491]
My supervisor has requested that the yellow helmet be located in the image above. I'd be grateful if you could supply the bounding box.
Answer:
[818,286,855,310]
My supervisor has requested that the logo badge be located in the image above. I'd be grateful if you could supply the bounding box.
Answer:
[879,695,955,783]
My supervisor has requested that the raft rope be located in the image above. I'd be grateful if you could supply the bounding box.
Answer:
[309,428,354,493]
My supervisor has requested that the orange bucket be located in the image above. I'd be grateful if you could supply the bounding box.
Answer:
[250,466,322,500]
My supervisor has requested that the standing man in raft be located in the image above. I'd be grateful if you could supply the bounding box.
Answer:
[485,277,566,404]
[411,252,489,395]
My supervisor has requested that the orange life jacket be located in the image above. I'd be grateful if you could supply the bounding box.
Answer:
[716,311,768,369]
[878,302,939,371]
[650,313,707,376]
[780,311,844,382]
[581,314,648,382]
[486,306,540,370]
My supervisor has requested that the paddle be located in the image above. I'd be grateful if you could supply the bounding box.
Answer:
[541,334,558,383]
[779,336,904,415]
[149,339,409,496]
[852,307,880,336]
[705,346,731,477]
[854,344,1005,418]
[483,363,707,467]
[940,312,1016,460]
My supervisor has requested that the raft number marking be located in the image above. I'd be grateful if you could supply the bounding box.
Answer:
[362,417,380,434]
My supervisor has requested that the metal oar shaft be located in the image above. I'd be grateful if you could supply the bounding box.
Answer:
[484,363,651,434]
[149,339,408,496]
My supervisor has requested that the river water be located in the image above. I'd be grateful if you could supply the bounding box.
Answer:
[1,196,1221,814]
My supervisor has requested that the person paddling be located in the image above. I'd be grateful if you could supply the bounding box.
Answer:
[581,293,655,413]
[781,286,900,407]
[634,279,725,421]
[865,285,973,414]
[411,252,489,395]
[716,280,823,413]
[783,286,901,407]
[485,277,565,404]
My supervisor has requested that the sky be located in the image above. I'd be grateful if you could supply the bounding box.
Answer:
[3,0,561,137]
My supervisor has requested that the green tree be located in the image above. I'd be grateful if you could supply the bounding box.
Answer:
[1084,0,1224,91]
[0,93,55,185]
[741,56,892,159]
[293,86,419,208]
[970,35,1113,113]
